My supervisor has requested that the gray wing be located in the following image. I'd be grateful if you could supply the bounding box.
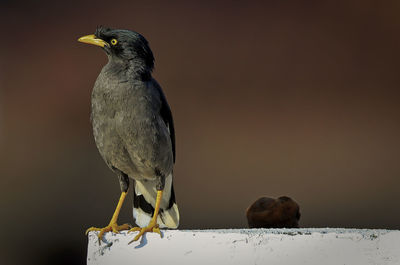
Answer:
[154,80,176,163]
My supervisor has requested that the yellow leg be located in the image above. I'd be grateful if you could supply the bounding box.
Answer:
[128,190,163,243]
[86,191,131,240]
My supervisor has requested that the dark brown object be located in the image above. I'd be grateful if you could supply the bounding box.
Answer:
[246,196,301,228]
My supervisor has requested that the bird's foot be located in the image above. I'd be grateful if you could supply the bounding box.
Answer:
[128,221,162,243]
[86,222,132,241]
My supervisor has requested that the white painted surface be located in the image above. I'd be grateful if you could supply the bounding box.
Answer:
[87,228,400,265]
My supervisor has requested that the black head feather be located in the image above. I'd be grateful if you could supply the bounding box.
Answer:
[94,26,154,78]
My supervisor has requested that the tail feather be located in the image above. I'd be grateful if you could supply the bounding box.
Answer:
[133,173,179,228]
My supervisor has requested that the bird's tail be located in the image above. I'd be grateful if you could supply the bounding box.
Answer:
[133,173,179,228]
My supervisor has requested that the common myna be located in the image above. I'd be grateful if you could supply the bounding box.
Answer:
[246,196,300,228]
[78,27,179,243]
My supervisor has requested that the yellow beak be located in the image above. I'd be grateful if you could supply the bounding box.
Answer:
[78,34,109,47]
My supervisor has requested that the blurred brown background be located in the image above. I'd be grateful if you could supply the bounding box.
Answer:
[1,1,400,264]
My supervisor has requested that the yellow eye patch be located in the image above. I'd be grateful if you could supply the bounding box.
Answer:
[111,39,118,45]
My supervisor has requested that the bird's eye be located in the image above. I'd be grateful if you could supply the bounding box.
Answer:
[111,39,118,45]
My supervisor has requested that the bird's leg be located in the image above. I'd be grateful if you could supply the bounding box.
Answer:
[85,191,132,240]
[128,189,163,243]
[86,174,131,241]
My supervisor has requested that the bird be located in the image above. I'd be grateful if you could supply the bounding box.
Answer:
[246,196,300,228]
[78,26,179,243]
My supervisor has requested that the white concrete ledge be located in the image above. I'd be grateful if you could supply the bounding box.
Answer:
[87,228,400,265]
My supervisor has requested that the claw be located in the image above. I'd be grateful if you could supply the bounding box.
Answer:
[128,223,162,244]
[128,227,141,233]
[86,223,132,240]
[85,226,100,235]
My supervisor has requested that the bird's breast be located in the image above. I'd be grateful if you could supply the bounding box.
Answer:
[90,74,172,179]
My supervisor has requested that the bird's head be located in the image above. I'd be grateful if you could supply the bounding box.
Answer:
[78,27,154,78]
